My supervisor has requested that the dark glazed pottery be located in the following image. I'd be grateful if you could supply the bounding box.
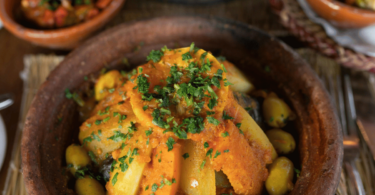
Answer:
[22,16,343,195]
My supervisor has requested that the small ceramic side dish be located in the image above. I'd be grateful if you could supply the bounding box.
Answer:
[306,0,375,28]
[0,0,125,49]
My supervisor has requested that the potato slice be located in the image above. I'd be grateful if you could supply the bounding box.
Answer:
[139,142,181,195]
[211,121,268,195]
[222,60,254,93]
[79,100,138,163]
[178,140,215,195]
[225,95,277,163]
[95,70,124,101]
[106,144,153,195]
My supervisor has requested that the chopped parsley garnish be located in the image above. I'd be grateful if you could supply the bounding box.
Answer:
[65,89,73,99]
[143,105,148,111]
[152,109,168,128]
[129,157,134,164]
[224,149,230,153]
[221,132,229,137]
[206,149,213,158]
[147,50,164,63]
[206,111,215,115]
[128,122,137,133]
[146,129,153,136]
[166,137,175,151]
[82,136,93,145]
[222,111,234,120]
[207,116,220,126]
[160,108,171,115]
[112,173,119,186]
[121,143,126,149]
[295,168,301,177]
[108,131,127,142]
[137,75,150,94]
[182,153,189,159]
[86,123,91,128]
[95,120,102,125]
[224,79,233,86]
[204,142,209,148]
[92,132,101,141]
[103,116,111,123]
[189,42,195,52]
[182,52,192,61]
[214,150,221,158]
[200,159,206,169]
[161,46,169,52]
[208,98,218,110]
[88,151,98,164]
[108,88,115,93]
[110,160,117,172]
[269,117,274,123]
[120,162,128,172]
[132,148,139,156]
[145,185,149,191]
[236,123,241,128]
[245,107,253,112]
[98,130,102,136]
[151,183,158,192]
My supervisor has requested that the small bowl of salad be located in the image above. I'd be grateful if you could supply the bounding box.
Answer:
[0,0,126,49]
[306,0,375,28]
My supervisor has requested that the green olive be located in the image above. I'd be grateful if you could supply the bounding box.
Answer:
[263,92,293,128]
[266,157,294,195]
[266,129,296,155]
[66,144,91,175]
[75,176,105,195]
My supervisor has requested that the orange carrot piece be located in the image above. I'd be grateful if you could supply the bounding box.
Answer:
[211,121,268,195]
[139,142,181,195]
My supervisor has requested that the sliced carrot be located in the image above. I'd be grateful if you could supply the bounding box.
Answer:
[211,120,268,195]
[224,94,277,163]
[139,142,181,195]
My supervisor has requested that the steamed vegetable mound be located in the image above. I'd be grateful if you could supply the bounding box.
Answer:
[77,44,279,195]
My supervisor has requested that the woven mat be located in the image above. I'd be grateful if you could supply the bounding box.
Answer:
[2,55,64,195]
[2,51,374,195]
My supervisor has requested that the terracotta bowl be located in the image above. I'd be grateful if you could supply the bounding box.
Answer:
[0,0,125,49]
[21,16,343,195]
[306,0,375,28]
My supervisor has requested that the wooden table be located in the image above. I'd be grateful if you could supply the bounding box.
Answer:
[0,0,302,192]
